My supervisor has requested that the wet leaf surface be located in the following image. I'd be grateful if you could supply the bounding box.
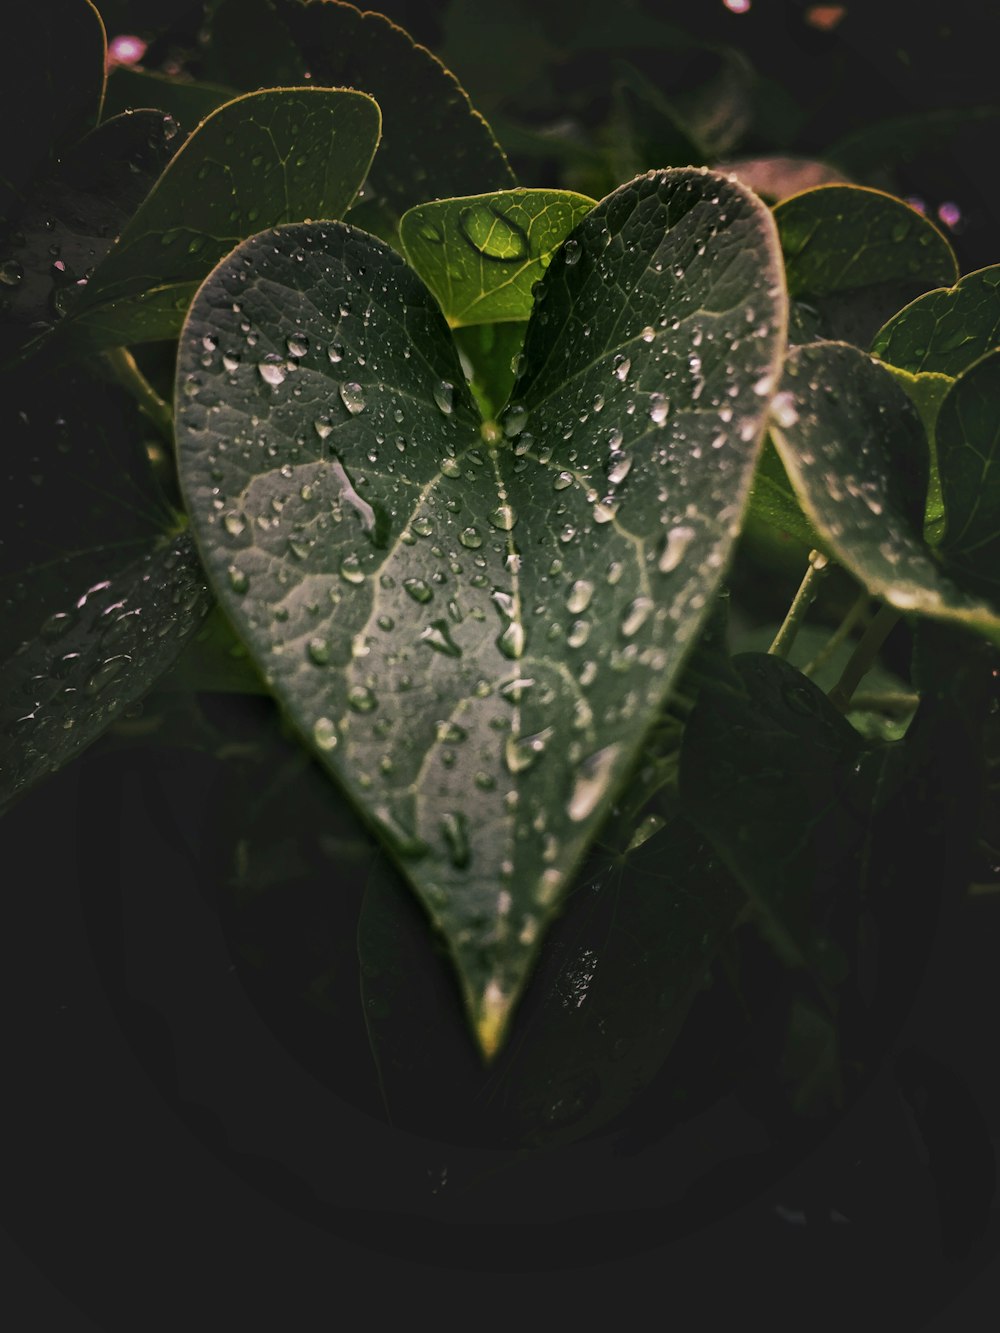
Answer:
[176,167,787,1055]
[62,88,380,352]
[773,185,958,347]
[0,359,210,808]
[399,188,595,327]
[0,110,179,364]
[770,342,1000,642]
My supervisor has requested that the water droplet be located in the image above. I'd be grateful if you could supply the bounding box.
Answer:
[503,403,528,437]
[770,391,799,429]
[0,259,24,285]
[613,354,631,382]
[404,578,433,603]
[327,342,344,363]
[339,554,366,584]
[459,526,482,548]
[257,354,286,387]
[419,619,462,657]
[433,380,454,415]
[658,524,696,573]
[607,453,631,485]
[340,381,365,414]
[621,597,653,637]
[563,238,581,266]
[441,457,462,478]
[498,622,526,659]
[223,511,247,537]
[347,684,377,712]
[307,636,331,665]
[505,727,553,773]
[566,579,594,613]
[649,393,670,425]
[313,716,338,751]
[440,811,470,867]
[553,471,574,490]
[488,503,516,531]
[567,620,590,647]
[313,417,333,440]
[222,351,241,372]
[458,203,530,261]
[567,744,621,822]
[227,564,249,594]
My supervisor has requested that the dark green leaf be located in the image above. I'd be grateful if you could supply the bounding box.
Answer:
[774,185,958,347]
[769,342,1000,642]
[872,266,1000,378]
[0,358,209,810]
[936,351,1000,607]
[102,67,236,130]
[1,1,106,223]
[203,0,306,89]
[175,168,787,1056]
[680,652,866,985]
[279,0,515,232]
[61,87,380,352]
[0,110,178,364]
[827,106,1000,177]
[399,188,595,327]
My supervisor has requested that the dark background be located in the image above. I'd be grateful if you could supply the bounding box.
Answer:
[3,0,999,1326]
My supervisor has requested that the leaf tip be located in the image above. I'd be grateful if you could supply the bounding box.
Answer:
[473,977,514,1063]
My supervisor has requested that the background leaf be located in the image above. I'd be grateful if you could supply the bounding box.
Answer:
[770,342,1000,642]
[399,188,595,328]
[175,167,787,1056]
[774,185,958,347]
[61,87,381,352]
[1,1,106,224]
[872,265,1000,377]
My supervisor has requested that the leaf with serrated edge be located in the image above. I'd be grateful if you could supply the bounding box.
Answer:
[399,188,595,327]
[175,168,787,1057]
[774,185,957,347]
[872,265,1000,376]
[770,342,1000,642]
[62,87,381,352]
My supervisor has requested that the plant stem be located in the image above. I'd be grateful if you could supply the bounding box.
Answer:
[850,690,920,716]
[802,587,870,678]
[768,549,832,659]
[102,347,174,445]
[828,603,901,711]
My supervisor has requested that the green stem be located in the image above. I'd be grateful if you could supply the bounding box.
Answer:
[102,347,174,445]
[768,549,832,659]
[828,603,901,712]
[802,588,870,678]
[850,690,920,716]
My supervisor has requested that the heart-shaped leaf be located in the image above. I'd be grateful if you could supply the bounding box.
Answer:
[773,185,958,347]
[399,188,596,327]
[769,342,1000,643]
[872,265,1000,376]
[175,167,787,1056]
[60,87,381,353]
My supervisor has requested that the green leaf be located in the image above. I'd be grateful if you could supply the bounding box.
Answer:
[175,167,787,1057]
[880,363,954,543]
[0,110,179,364]
[452,320,527,420]
[102,67,237,130]
[827,106,1000,178]
[1,1,106,223]
[280,0,515,232]
[773,185,958,347]
[60,87,381,352]
[872,266,1000,377]
[935,351,1000,608]
[748,435,827,551]
[680,652,866,986]
[399,188,595,327]
[203,0,306,89]
[0,361,209,810]
[769,342,1000,643]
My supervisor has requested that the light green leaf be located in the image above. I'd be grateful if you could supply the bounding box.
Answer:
[872,265,1000,377]
[774,184,958,347]
[399,188,595,328]
[61,87,381,352]
[748,435,827,551]
[769,342,1000,642]
[175,168,787,1057]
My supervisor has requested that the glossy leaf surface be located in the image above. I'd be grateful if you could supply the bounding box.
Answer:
[175,168,787,1055]
[774,185,958,347]
[399,188,595,327]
